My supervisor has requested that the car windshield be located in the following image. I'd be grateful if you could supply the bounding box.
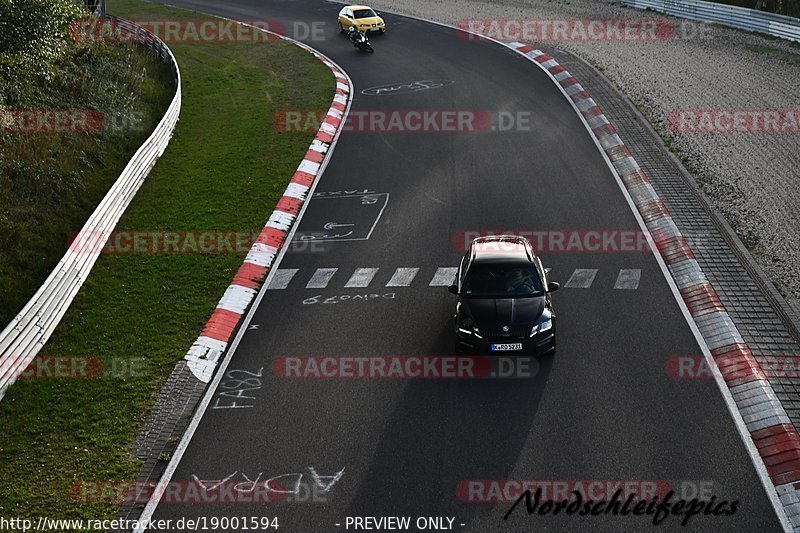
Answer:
[354,9,377,18]
[462,263,544,298]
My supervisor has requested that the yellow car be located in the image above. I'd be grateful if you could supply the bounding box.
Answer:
[338,5,386,34]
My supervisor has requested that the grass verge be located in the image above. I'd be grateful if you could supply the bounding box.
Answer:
[0,0,175,329]
[0,0,332,521]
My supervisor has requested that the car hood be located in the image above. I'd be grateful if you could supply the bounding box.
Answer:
[355,16,383,25]
[461,296,545,332]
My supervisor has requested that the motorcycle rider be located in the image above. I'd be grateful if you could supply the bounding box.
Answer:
[347,24,363,43]
[347,24,373,52]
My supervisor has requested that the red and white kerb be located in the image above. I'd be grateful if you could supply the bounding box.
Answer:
[506,41,800,527]
[183,43,351,383]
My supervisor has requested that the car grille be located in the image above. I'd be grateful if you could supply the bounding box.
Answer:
[479,328,529,340]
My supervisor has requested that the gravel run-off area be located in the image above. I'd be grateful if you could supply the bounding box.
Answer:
[367,0,800,314]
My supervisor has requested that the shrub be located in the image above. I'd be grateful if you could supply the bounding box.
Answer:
[0,0,86,91]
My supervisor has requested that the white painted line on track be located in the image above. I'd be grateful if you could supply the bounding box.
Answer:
[614,269,641,290]
[306,268,338,289]
[564,268,598,289]
[263,266,640,290]
[429,267,458,286]
[386,267,420,287]
[344,267,379,288]
[267,269,299,290]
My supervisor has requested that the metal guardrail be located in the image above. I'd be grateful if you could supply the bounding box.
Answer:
[0,17,181,400]
[621,0,800,42]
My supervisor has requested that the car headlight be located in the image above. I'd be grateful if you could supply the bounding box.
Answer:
[530,314,553,336]
[458,321,481,338]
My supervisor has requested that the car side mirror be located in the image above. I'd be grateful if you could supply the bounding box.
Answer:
[547,281,560,292]
[448,284,458,295]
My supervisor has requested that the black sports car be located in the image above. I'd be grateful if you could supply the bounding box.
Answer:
[449,235,559,355]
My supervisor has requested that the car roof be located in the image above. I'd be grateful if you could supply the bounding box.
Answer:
[346,5,372,10]
[470,235,536,264]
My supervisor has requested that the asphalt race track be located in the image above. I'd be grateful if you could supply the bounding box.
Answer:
[140,1,781,530]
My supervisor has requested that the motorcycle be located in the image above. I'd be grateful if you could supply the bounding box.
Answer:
[348,28,374,53]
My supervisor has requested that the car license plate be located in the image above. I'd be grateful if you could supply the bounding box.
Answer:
[491,343,522,351]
